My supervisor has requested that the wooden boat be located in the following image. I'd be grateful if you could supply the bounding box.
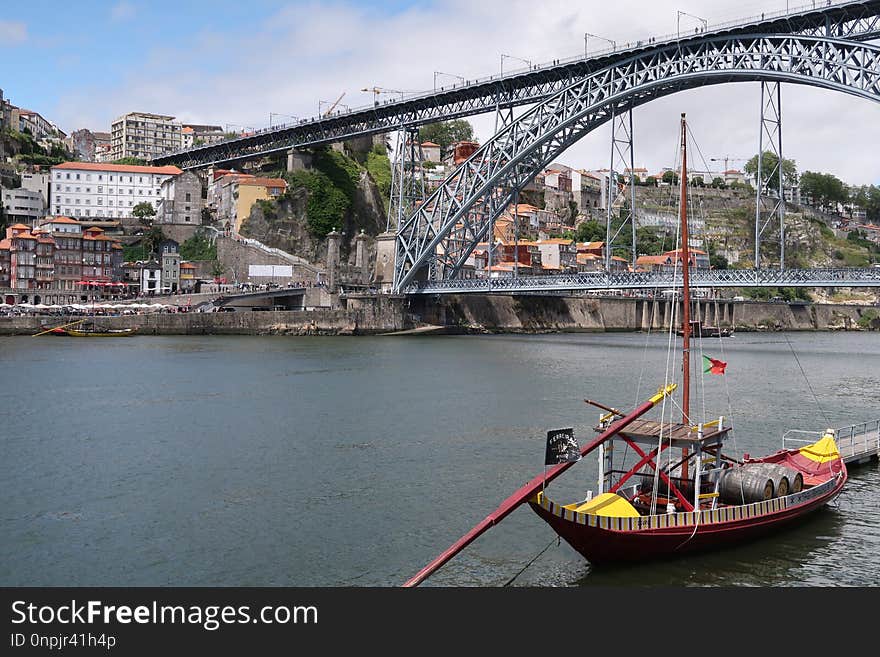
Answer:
[402,113,849,587]
[676,321,733,338]
[64,326,138,337]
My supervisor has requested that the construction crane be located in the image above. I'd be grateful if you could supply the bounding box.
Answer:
[361,86,409,106]
[710,156,749,172]
[320,92,347,117]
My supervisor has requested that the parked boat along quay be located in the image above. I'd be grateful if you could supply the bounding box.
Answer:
[1,295,879,335]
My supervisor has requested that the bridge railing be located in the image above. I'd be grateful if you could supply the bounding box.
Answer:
[406,267,880,293]
[783,420,880,455]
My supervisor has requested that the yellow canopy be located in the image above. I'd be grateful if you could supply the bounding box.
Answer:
[799,435,841,464]
[566,492,640,518]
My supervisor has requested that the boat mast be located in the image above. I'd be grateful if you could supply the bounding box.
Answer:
[679,113,692,478]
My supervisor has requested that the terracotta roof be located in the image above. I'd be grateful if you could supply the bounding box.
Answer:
[637,255,670,265]
[84,227,105,233]
[421,141,440,147]
[236,177,287,188]
[52,162,183,175]
[577,253,600,260]
[180,262,196,269]
[45,216,79,224]
[181,127,194,133]
[0,239,11,249]
[9,223,30,230]
[611,256,628,262]
[577,241,604,249]
[14,231,36,240]
[37,235,55,244]
[664,248,707,256]
[112,243,123,249]
[537,238,574,245]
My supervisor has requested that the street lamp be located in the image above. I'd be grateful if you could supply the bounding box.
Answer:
[434,71,465,91]
[501,54,532,78]
[269,112,298,127]
[584,32,616,58]
[677,10,708,38]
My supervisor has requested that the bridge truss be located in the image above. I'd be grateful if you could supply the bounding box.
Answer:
[392,33,880,291]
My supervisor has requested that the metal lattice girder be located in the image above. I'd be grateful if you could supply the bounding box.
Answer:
[754,82,786,270]
[153,1,880,170]
[407,267,880,294]
[393,34,880,291]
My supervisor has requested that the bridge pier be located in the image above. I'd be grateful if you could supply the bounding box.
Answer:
[287,149,312,172]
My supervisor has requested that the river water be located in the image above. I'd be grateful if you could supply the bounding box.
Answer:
[1,331,878,587]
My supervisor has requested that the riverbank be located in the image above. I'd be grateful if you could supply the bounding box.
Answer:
[1,295,877,336]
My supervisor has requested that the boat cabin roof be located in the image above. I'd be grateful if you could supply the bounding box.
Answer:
[616,418,731,448]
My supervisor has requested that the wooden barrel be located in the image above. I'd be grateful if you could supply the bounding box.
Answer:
[719,465,774,504]
[752,463,803,497]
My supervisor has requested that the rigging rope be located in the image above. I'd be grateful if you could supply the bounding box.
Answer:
[502,537,558,587]
[783,332,832,426]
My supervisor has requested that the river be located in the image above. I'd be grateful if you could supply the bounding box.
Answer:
[1,331,878,587]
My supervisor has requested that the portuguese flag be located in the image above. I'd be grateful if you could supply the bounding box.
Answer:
[703,355,727,375]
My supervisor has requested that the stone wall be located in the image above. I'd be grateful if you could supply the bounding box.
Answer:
[216,236,323,285]
[1,296,409,336]
[417,295,879,333]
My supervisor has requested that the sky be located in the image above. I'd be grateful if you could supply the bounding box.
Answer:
[2,0,878,185]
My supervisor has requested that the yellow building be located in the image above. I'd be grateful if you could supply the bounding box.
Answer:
[217,175,288,232]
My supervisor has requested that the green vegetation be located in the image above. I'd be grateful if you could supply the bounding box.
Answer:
[744,152,798,191]
[180,231,217,261]
[662,171,679,186]
[112,157,148,166]
[123,244,148,261]
[418,119,474,154]
[742,286,811,302]
[857,309,880,330]
[799,170,847,212]
[366,143,392,212]
[132,201,157,226]
[2,128,74,166]
[282,148,360,238]
[850,184,880,221]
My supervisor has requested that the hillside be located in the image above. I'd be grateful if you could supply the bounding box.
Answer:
[239,142,389,268]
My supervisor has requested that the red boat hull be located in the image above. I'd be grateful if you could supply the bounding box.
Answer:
[528,472,846,564]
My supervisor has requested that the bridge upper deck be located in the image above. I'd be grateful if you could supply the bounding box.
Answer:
[154,0,880,169]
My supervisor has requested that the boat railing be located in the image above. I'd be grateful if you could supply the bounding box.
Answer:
[783,420,880,455]
[782,429,823,450]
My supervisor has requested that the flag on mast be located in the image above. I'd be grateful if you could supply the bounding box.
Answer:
[703,355,727,375]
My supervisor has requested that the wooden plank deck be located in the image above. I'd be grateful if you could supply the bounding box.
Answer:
[838,429,880,465]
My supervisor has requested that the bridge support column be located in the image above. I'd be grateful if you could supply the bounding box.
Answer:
[287,149,312,172]
[605,107,638,271]
[373,232,398,294]
[755,82,786,270]
[327,229,341,293]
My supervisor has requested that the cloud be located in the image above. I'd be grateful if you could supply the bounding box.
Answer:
[111,1,136,22]
[0,20,27,45]
[52,0,880,185]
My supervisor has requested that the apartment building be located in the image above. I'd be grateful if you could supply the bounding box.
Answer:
[110,112,182,160]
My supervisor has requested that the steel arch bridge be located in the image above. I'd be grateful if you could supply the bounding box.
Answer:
[393,33,880,292]
[152,1,880,170]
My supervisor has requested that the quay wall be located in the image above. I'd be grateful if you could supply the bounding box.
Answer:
[1,295,876,336]
[417,295,878,333]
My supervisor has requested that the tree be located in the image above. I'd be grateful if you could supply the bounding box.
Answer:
[142,226,165,257]
[645,176,657,187]
[711,177,727,189]
[418,119,475,154]
[132,201,157,227]
[800,170,848,212]
[574,219,605,243]
[662,171,679,186]
[744,152,798,192]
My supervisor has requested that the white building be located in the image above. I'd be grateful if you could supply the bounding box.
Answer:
[140,260,162,295]
[110,112,182,161]
[1,188,44,223]
[49,162,183,220]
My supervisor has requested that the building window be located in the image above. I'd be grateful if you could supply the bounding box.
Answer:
[76,174,80,180]
[185,192,191,202]
[185,215,191,223]
[98,175,103,181]
[98,186,102,193]
[66,173,70,179]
